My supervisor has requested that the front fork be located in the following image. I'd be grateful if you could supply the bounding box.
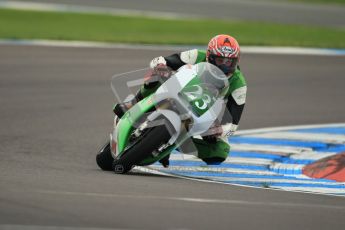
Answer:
[110,115,120,159]
[110,99,191,164]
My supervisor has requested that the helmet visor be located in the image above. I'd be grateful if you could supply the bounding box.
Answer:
[214,56,237,67]
[210,55,238,76]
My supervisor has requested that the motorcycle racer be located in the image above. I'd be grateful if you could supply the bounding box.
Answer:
[113,34,247,167]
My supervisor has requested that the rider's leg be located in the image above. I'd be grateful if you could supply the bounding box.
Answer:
[191,136,230,165]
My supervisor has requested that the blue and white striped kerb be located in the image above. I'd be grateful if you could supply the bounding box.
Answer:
[137,123,345,196]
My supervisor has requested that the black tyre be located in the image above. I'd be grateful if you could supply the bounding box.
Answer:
[112,124,171,174]
[96,142,114,171]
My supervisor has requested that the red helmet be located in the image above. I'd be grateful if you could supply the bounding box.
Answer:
[206,34,240,76]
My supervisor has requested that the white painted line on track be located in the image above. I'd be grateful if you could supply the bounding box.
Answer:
[0,0,199,20]
[0,39,344,56]
[135,166,345,198]
[0,39,185,51]
[290,152,336,161]
[27,189,345,210]
[168,154,273,166]
[247,131,345,144]
[236,123,345,135]
[274,187,345,195]
[224,157,273,165]
[148,165,278,176]
[242,46,345,56]
[270,163,305,173]
[231,143,311,155]
[194,177,345,186]
[0,225,124,230]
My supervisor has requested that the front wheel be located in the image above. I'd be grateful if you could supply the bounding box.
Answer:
[96,142,113,171]
[112,124,171,174]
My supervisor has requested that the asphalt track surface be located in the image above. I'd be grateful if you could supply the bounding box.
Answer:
[1,44,345,230]
[7,0,345,28]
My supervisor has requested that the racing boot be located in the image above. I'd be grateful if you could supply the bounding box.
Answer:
[192,136,230,165]
[159,154,170,168]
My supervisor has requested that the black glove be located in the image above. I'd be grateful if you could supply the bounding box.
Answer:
[202,135,218,143]
[153,64,172,79]
[144,64,172,85]
[113,103,129,118]
[159,154,170,168]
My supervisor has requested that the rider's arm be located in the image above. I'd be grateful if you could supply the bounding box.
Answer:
[140,49,205,99]
[164,54,185,70]
[150,49,206,70]
[219,70,247,136]
[218,96,245,137]
[139,80,161,99]
[114,51,188,117]
[223,96,245,126]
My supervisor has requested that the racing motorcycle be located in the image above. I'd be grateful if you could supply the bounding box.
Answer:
[96,62,229,174]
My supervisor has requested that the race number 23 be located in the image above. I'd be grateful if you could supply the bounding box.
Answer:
[184,85,214,111]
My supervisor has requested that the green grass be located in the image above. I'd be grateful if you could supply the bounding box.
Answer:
[0,8,344,48]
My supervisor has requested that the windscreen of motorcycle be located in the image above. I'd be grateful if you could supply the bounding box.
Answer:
[110,68,149,103]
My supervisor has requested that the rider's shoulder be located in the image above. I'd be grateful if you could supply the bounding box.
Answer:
[229,69,247,89]
[180,49,206,64]
[232,68,246,81]
[178,64,194,70]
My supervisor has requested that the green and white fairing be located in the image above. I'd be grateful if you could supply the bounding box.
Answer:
[110,62,229,166]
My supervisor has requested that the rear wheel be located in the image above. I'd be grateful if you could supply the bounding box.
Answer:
[112,124,171,174]
[96,142,113,171]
